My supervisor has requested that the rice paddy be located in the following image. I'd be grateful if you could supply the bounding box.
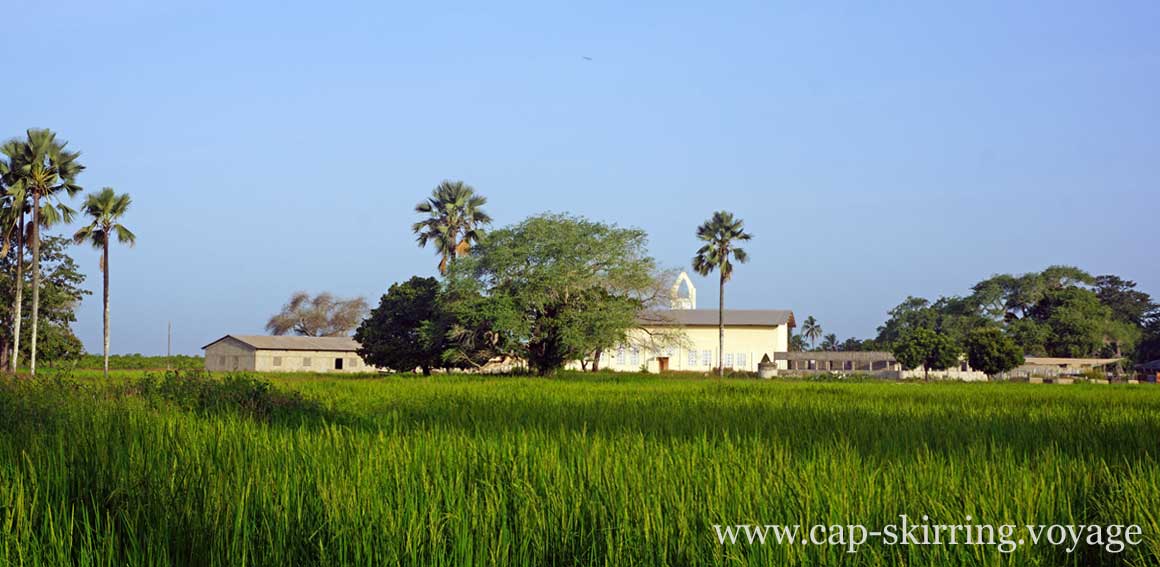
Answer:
[1,371,1158,566]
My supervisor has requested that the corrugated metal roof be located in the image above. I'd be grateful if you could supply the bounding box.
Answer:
[202,335,361,352]
[638,309,794,327]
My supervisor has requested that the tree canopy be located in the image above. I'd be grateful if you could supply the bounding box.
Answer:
[354,276,448,375]
[873,266,1155,365]
[445,213,655,375]
[965,326,1024,376]
[892,327,961,381]
[0,235,88,367]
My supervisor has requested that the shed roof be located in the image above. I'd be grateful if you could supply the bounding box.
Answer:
[1022,357,1120,368]
[638,309,795,328]
[202,334,361,352]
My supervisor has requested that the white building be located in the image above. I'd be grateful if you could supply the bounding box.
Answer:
[596,272,794,373]
[202,335,375,373]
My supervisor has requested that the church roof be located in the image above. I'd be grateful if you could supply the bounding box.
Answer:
[638,309,795,328]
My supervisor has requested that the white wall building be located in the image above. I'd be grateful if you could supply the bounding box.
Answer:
[595,272,794,373]
[202,335,375,373]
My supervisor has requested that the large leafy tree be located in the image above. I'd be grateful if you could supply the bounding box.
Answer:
[968,266,1094,323]
[354,276,448,375]
[692,211,751,377]
[876,295,988,349]
[0,235,89,369]
[1095,275,1158,327]
[266,292,368,337]
[446,214,655,376]
[892,327,961,381]
[1,129,83,375]
[72,188,136,379]
[412,180,492,275]
[1031,287,1137,359]
[965,326,1024,377]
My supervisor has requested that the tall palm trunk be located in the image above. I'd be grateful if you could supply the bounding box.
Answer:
[102,234,110,379]
[718,271,725,378]
[29,194,39,376]
[10,214,24,372]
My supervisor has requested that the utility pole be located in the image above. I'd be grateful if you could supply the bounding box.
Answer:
[167,321,172,371]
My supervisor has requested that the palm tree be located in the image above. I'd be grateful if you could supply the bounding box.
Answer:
[692,211,752,378]
[802,315,822,350]
[2,129,83,375]
[73,188,135,379]
[821,333,839,352]
[412,180,491,274]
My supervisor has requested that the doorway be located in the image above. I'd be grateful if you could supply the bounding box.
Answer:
[658,357,669,372]
[334,358,344,370]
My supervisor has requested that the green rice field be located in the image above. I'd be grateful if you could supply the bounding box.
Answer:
[1,371,1158,566]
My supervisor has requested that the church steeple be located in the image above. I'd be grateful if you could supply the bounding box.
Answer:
[670,271,696,310]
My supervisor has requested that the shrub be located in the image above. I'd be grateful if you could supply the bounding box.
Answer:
[121,370,328,423]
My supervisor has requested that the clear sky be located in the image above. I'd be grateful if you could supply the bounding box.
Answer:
[2,1,1157,355]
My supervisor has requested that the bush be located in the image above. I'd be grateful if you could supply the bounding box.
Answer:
[121,370,328,423]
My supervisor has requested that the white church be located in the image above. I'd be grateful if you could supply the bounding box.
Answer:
[596,272,795,373]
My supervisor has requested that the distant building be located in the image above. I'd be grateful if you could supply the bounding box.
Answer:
[202,335,374,373]
[596,272,795,373]
[1004,357,1122,380]
[774,351,988,381]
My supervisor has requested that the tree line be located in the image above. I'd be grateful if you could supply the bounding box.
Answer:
[791,266,1159,378]
[0,129,135,378]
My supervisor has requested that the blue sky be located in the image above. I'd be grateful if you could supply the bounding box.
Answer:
[2,1,1157,355]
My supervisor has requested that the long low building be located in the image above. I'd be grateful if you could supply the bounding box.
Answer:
[774,351,989,381]
[202,335,375,373]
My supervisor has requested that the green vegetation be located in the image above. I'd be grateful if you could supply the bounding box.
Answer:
[71,353,203,370]
[1,371,1157,566]
[965,327,1025,377]
[355,276,447,375]
[891,327,961,381]
[0,235,89,368]
[412,180,492,275]
[871,267,1159,367]
[445,213,656,375]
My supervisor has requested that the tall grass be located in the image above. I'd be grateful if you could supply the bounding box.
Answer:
[1,372,1157,566]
